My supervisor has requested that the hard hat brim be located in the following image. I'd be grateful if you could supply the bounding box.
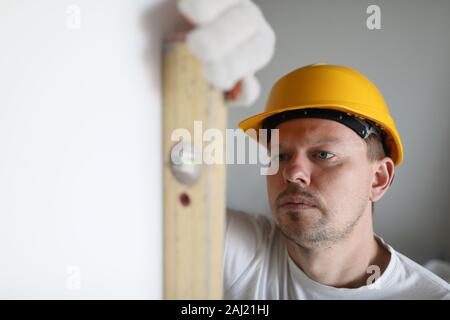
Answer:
[238,103,403,167]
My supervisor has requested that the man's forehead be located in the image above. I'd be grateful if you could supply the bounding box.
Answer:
[271,137,347,149]
[268,118,362,149]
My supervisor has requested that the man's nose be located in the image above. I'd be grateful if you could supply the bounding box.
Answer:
[282,154,312,186]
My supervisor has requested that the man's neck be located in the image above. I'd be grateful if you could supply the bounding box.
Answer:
[286,212,391,289]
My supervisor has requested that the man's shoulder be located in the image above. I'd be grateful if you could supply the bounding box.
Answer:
[224,209,286,297]
[226,208,271,227]
[225,208,289,262]
[226,208,274,237]
[390,248,450,299]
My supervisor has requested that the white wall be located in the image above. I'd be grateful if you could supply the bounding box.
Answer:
[227,0,450,264]
[0,0,185,299]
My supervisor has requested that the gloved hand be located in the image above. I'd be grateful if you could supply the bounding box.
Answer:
[177,0,276,107]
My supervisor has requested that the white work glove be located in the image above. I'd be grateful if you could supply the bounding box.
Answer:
[177,0,276,107]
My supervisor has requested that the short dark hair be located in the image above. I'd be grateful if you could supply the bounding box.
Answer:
[366,134,386,215]
[366,133,386,163]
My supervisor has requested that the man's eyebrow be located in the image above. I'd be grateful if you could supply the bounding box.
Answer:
[310,137,346,145]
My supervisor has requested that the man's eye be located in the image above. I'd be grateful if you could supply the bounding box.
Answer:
[272,153,289,161]
[315,151,335,160]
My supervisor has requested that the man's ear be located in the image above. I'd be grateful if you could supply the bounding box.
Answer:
[370,157,395,203]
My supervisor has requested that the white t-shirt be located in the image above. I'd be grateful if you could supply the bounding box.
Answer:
[224,210,450,299]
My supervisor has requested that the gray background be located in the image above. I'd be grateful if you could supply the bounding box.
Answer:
[227,0,450,264]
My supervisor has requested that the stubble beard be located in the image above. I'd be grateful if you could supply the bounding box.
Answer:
[275,204,365,250]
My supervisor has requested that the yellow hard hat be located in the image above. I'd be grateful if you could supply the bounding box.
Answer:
[238,63,404,166]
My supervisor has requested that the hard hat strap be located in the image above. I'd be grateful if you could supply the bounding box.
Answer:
[261,108,389,156]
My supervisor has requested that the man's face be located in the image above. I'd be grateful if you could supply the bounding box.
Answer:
[266,118,375,249]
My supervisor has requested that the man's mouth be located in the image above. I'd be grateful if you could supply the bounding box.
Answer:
[279,202,316,210]
[277,195,317,210]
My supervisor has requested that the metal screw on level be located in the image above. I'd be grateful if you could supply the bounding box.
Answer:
[169,141,202,186]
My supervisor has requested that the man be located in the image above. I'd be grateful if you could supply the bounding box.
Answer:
[225,63,450,299]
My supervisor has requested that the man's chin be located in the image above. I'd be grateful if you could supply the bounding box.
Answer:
[276,208,320,224]
[276,219,315,236]
[275,217,327,246]
[279,229,318,249]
